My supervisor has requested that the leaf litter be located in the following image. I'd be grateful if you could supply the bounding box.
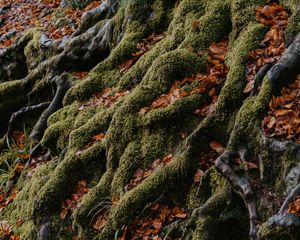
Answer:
[0,0,102,49]
[139,38,229,117]
[244,2,289,93]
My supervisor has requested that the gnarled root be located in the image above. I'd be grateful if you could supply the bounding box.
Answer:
[216,150,258,239]
[30,73,72,142]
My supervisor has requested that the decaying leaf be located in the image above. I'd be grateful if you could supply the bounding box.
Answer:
[209,140,225,154]
[288,196,300,216]
[244,3,289,93]
[122,203,188,239]
[125,154,173,191]
[60,180,89,220]
[262,74,300,143]
[140,38,229,116]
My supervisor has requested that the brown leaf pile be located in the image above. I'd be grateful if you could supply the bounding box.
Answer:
[262,74,300,143]
[0,0,102,48]
[193,141,223,183]
[60,180,89,219]
[90,195,119,231]
[119,33,166,73]
[46,1,102,39]
[71,71,89,79]
[139,39,229,116]
[79,88,130,110]
[11,130,30,160]
[287,196,300,216]
[121,203,187,240]
[125,154,173,191]
[244,3,289,93]
[0,220,20,240]
[91,211,109,231]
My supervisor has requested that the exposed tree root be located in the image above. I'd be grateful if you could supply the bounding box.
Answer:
[6,102,50,143]
[72,0,111,37]
[214,31,300,239]
[216,151,258,239]
[1,0,300,240]
[29,73,72,142]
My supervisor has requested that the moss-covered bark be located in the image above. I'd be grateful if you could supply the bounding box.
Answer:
[0,0,300,239]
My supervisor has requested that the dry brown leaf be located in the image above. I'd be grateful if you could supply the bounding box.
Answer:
[192,20,200,29]
[194,169,203,183]
[209,140,225,154]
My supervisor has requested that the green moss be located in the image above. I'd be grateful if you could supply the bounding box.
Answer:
[64,0,180,104]
[189,169,249,240]
[3,1,297,239]
[142,94,205,126]
[0,80,30,133]
[0,161,57,239]
[180,0,231,51]
[231,0,265,39]
[72,170,114,236]
[285,4,300,44]
[23,30,49,71]
[217,22,267,112]
[258,222,300,240]
[42,102,80,153]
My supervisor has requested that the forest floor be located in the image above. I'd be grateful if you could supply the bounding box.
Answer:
[0,0,300,239]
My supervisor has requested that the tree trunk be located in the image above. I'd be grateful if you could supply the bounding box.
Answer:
[0,0,300,239]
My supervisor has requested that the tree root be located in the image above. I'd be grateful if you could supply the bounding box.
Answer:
[2,0,300,239]
[251,63,272,96]
[72,0,111,37]
[279,183,300,214]
[268,33,300,94]
[6,102,50,143]
[29,73,72,142]
[216,151,258,239]
[214,31,300,240]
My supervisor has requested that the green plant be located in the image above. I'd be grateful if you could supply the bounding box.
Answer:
[0,128,32,191]
[0,159,15,191]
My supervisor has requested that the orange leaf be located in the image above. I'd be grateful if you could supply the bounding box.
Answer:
[192,20,200,29]
[138,107,150,116]
[175,212,188,219]
[209,140,225,154]
[194,169,203,183]
[245,161,258,170]
[92,133,105,141]
[112,195,119,205]
[243,80,255,93]
[152,219,162,230]
[60,208,69,219]
[132,51,143,57]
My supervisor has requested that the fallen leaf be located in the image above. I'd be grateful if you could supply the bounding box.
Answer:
[192,20,200,29]
[209,140,225,154]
